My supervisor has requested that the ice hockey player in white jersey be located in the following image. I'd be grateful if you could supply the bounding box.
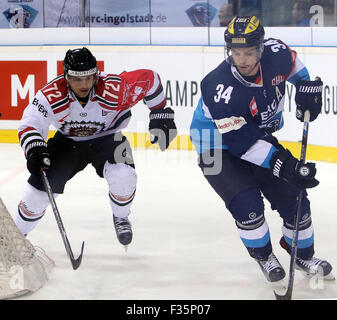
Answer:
[190,16,334,283]
[16,47,177,248]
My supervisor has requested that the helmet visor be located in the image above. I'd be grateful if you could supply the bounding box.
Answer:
[225,43,264,66]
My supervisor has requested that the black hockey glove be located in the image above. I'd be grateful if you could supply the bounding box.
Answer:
[295,77,323,122]
[149,107,177,151]
[26,142,51,175]
[270,149,319,189]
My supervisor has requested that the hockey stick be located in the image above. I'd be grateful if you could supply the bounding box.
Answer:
[274,110,311,300]
[41,169,84,270]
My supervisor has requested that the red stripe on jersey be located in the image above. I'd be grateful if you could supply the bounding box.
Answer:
[53,104,69,114]
[290,50,297,74]
[58,113,70,123]
[255,74,262,85]
[18,126,36,140]
[109,189,136,202]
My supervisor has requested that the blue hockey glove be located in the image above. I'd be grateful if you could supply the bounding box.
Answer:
[270,149,319,189]
[295,77,323,122]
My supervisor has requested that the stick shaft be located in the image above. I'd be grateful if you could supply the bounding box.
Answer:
[41,169,84,269]
[275,110,310,300]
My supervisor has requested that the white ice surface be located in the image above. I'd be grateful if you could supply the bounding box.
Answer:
[0,143,336,300]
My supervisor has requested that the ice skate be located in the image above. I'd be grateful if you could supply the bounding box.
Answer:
[295,256,335,280]
[113,215,132,250]
[280,237,335,280]
[255,253,286,282]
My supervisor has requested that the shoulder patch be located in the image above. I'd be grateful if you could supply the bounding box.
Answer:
[41,76,68,106]
[94,74,121,110]
[214,116,247,134]
[249,97,258,117]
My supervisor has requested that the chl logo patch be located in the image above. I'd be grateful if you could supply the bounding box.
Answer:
[271,75,285,86]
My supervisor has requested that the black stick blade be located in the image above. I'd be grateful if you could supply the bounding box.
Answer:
[70,241,85,270]
[274,289,292,300]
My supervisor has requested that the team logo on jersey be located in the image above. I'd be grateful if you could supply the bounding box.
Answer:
[271,75,285,86]
[266,119,280,133]
[249,97,258,117]
[60,120,105,137]
[122,81,150,105]
[132,86,145,102]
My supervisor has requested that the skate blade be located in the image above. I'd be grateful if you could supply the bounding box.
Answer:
[295,266,336,281]
[124,245,128,252]
[323,273,335,281]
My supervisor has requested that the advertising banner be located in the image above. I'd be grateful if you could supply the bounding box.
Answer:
[88,0,227,27]
[0,60,47,119]
[0,0,228,28]
[0,0,43,28]
[0,45,336,149]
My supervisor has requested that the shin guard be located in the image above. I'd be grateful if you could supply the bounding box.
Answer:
[229,188,272,260]
[103,162,137,219]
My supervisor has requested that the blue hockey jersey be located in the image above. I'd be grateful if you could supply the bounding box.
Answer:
[190,38,310,168]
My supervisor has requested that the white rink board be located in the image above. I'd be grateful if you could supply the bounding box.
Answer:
[1,26,336,47]
[0,45,336,147]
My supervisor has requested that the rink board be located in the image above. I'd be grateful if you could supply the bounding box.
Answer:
[0,45,336,162]
[1,129,336,163]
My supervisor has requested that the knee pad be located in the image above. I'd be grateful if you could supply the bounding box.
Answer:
[16,183,58,235]
[103,162,137,196]
[19,183,56,216]
[278,196,311,229]
[103,162,137,218]
[229,187,265,228]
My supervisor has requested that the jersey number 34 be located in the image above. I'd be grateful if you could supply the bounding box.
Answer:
[214,85,233,103]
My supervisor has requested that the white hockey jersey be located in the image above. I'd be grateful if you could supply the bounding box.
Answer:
[18,69,166,156]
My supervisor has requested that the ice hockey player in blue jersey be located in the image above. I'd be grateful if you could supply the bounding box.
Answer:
[190,16,334,283]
